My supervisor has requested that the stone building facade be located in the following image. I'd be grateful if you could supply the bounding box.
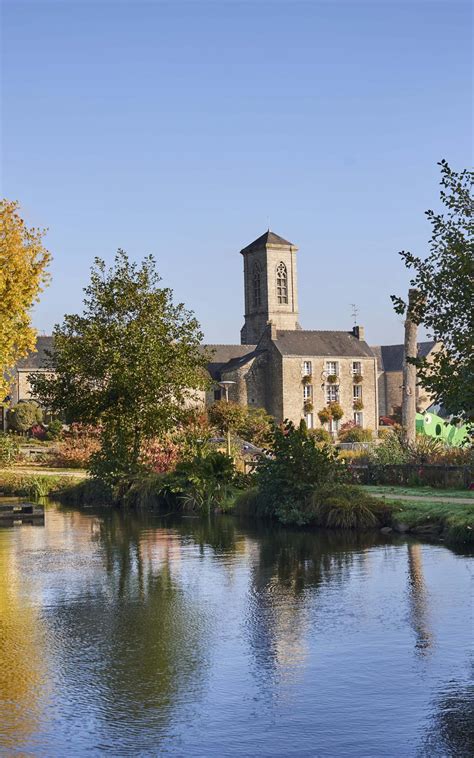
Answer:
[371,341,439,417]
[6,230,427,435]
[208,230,380,433]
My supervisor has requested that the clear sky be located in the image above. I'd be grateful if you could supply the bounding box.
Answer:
[2,0,472,346]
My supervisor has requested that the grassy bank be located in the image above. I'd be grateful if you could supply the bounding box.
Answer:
[384,499,473,546]
[0,471,87,499]
[362,485,473,501]
[2,468,471,548]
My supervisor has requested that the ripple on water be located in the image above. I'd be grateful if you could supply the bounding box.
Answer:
[0,506,472,757]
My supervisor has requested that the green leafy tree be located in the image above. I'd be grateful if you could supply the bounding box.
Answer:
[392,161,474,425]
[207,401,273,447]
[208,400,247,435]
[256,420,343,524]
[7,401,43,433]
[31,251,209,487]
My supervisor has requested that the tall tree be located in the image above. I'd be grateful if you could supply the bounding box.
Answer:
[31,251,209,486]
[0,200,51,401]
[392,161,474,425]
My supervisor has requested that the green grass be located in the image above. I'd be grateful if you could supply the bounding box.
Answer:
[0,472,83,498]
[361,485,473,500]
[389,498,474,546]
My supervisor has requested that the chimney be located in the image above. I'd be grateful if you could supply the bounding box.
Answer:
[267,320,278,340]
[352,325,365,341]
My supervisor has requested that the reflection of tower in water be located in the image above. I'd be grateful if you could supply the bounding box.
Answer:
[407,543,433,654]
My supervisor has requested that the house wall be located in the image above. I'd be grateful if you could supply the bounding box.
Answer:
[280,355,378,430]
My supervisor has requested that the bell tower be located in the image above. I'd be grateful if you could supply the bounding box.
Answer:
[240,230,300,345]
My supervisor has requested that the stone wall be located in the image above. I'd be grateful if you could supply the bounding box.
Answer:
[241,244,300,344]
[280,356,378,431]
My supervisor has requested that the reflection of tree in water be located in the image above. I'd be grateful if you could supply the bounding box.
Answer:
[421,677,474,757]
[48,508,211,752]
[0,538,47,752]
[407,543,433,655]
[245,525,381,679]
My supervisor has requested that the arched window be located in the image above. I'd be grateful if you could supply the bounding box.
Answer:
[276,262,288,304]
[253,263,261,308]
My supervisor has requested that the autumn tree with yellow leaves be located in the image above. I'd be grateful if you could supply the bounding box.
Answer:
[0,200,51,401]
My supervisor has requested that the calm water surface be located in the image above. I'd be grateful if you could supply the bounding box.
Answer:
[0,502,472,757]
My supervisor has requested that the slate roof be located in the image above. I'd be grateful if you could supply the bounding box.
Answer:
[202,344,257,380]
[240,230,296,255]
[273,330,375,358]
[16,336,55,369]
[373,341,436,372]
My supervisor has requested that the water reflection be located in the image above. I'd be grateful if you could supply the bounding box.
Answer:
[0,529,47,751]
[0,504,471,757]
[407,544,433,655]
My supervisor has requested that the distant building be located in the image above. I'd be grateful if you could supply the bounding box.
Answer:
[371,341,439,417]
[8,230,437,435]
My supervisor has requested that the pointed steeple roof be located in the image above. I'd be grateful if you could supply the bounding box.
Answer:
[240,230,296,255]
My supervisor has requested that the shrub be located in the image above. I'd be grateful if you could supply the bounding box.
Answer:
[140,436,181,473]
[353,400,364,411]
[255,420,344,524]
[308,428,332,443]
[45,419,64,441]
[233,487,261,515]
[353,373,363,384]
[311,484,392,529]
[30,423,46,440]
[327,374,338,384]
[52,433,100,468]
[208,401,273,447]
[303,401,314,413]
[237,407,273,448]
[339,424,373,443]
[407,435,445,464]
[0,433,20,466]
[160,450,236,514]
[7,401,43,433]
[369,431,408,465]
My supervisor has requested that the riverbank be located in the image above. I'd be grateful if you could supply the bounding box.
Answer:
[1,470,472,547]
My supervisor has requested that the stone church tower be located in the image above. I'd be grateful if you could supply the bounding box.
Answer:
[240,230,300,345]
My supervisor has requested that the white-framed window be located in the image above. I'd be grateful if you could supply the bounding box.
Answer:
[329,418,339,434]
[303,384,312,401]
[326,384,339,403]
[305,413,314,429]
[352,361,362,375]
[326,361,339,376]
[354,412,363,427]
[302,360,312,376]
[353,384,362,401]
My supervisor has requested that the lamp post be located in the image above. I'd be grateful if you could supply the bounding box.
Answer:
[218,380,236,457]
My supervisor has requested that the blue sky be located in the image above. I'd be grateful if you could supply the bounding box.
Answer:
[2,0,472,345]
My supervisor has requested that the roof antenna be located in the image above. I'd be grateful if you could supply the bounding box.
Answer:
[351,303,359,325]
[267,215,270,231]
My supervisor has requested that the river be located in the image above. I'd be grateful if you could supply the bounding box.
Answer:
[0,501,472,757]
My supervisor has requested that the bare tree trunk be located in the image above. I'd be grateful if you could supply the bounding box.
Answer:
[402,289,418,446]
